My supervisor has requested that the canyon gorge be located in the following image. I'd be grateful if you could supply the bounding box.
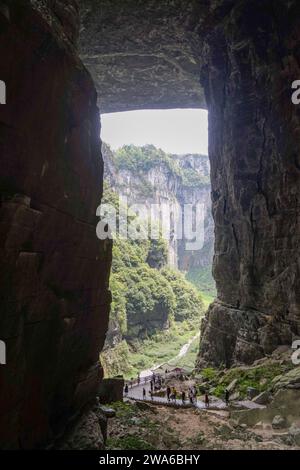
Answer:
[0,0,300,450]
[100,143,213,377]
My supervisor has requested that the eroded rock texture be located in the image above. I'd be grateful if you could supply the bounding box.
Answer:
[1,0,300,448]
[0,1,111,449]
[78,0,206,112]
[197,0,300,367]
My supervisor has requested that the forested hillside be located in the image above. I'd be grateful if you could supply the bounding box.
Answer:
[100,183,205,377]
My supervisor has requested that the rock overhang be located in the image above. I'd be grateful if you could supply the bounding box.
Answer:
[78,0,207,113]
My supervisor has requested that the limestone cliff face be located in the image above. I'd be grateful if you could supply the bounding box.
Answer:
[0,1,111,449]
[102,143,214,271]
[197,0,300,367]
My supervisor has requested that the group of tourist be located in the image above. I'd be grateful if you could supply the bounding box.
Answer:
[123,370,231,408]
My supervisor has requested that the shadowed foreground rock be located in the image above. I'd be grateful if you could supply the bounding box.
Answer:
[0,1,111,449]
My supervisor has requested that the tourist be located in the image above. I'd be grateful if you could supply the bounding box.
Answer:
[189,388,194,404]
[130,377,134,388]
[205,392,210,408]
[137,373,140,385]
[124,384,128,396]
[225,389,230,406]
[166,386,171,402]
[172,387,177,402]
[150,380,154,392]
[181,390,186,404]
[143,388,146,400]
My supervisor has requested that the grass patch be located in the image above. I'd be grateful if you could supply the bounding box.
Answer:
[186,266,216,297]
[200,292,214,310]
[125,319,200,378]
[106,401,137,420]
[211,362,294,399]
[202,367,218,381]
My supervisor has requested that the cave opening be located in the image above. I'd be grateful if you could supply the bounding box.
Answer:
[98,108,215,380]
[2,0,300,451]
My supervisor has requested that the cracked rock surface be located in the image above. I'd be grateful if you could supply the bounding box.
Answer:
[78,0,206,112]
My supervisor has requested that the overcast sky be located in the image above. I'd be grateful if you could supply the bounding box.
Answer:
[101,109,208,155]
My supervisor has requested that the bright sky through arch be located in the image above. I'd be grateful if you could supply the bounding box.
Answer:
[101,109,208,155]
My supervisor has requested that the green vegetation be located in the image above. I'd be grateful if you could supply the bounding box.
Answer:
[201,367,218,381]
[113,144,210,189]
[198,362,294,399]
[200,292,214,310]
[126,319,200,378]
[107,435,155,451]
[169,335,199,369]
[100,341,131,377]
[114,144,180,175]
[105,402,159,450]
[186,265,216,298]
[100,185,205,378]
[106,401,139,420]
[181,167,210,188]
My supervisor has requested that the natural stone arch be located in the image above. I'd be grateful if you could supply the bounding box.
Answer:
[78,0,300,367]
[1,0,300,450]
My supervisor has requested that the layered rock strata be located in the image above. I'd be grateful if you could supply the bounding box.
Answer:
[0,1,111,448]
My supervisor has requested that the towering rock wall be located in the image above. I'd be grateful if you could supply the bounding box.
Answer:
[0,1,111,449]
[102,143,213,271]
[197,0,300,367]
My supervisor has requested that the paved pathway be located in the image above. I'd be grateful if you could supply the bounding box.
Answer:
[125,381,265,411]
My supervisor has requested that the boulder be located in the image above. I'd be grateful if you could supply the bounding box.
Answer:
[252,391,272,405]
[231,389,300,428]
[99,406,116,418]
[273,367,300,392]
[272,415,287,430]
[288,424,300,446]
[247,387,259,399]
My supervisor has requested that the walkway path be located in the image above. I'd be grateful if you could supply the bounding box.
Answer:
[126,330,265,412]
[126,380,265,411]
